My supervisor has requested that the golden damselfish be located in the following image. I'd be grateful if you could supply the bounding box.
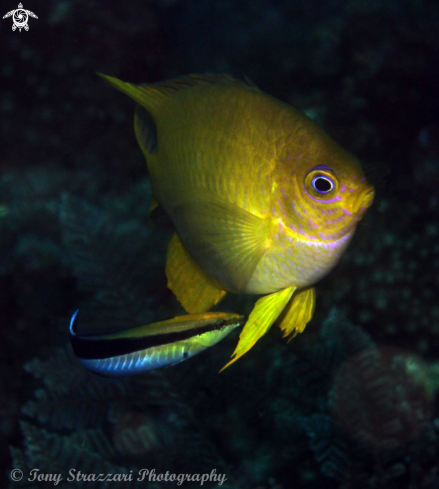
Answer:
[100,73,375,370]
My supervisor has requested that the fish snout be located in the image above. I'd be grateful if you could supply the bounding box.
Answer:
[353,186,375,216]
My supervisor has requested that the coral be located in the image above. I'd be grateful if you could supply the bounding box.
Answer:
[9,193,239,488]
[59,193,172,332]
[10,346,239,488]
[319,197,439,359]
[299,312,439,489]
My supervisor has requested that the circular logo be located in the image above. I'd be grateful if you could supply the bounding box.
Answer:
[3,3,38,32]
[13,9,28,28]
[10,469,23,481]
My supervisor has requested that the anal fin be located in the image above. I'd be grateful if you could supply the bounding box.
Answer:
[166,233,226,314]
[220,286,296,371]
[277,287,316,342]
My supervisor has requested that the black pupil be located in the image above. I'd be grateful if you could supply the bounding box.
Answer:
[315,177,332,192]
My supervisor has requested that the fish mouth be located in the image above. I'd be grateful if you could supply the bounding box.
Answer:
[352,186,375,215]
[363,187,375,208]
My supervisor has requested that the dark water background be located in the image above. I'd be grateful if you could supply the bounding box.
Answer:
[1,0,439,488]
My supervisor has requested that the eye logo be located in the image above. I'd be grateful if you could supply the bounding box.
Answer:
[3,3,38,32]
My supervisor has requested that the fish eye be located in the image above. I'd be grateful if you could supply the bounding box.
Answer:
[305,168,338,200]
[312,175,334,193]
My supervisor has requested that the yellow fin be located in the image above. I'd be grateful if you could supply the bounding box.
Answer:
[174,195,274,293]
[97,73,168,113]
[99,73,260,156]
[98,73,257,113]
[166,233,226,314]
[220,286,296,371]
[277,287,316,342]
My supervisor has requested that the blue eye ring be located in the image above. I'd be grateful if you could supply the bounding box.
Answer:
[311,175,334,193]
[305,168,338,201]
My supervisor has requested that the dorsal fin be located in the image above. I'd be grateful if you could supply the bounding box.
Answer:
[148,73,259,94]
[98,73,259,112]
[243,75,259,89]
[98,73,168,112]
[99,72,260,157]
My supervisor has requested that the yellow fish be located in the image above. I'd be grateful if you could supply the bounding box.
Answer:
[100,73,375,370]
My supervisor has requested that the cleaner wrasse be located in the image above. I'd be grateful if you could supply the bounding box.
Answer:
[70,310,244,377]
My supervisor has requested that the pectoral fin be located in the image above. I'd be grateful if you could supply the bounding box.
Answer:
[220,286,296,371]
[174,194,274,293]
[166,232,226,314]
[277,287,316,342]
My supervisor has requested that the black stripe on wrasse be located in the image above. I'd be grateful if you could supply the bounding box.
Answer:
[69,311,239,361]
